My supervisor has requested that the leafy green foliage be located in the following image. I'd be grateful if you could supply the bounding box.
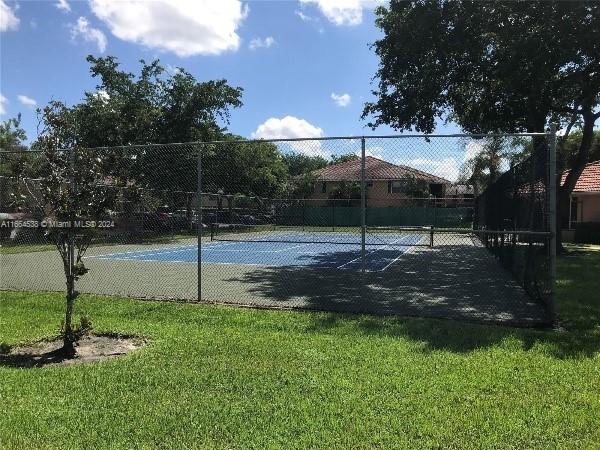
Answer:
[200,137,288,198]
[365,1,600,242]
[459,136,527,195]
[31,103,119,354]
[559,130,600,170]
[282,152,328,177]
[60,315,93,343]
[329,153,359,165]
[364,1,600,134]
[0,114,27,150]
[328,180,361,201]
[74,56,243,147]
[0,115,41,211]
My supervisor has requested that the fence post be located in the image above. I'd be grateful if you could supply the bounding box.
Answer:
[548,124,558,324]
[68,148,76,277]
[302,199,306,231]
[197,145,202,301]
[361,137,366,273]
[332,200,335,232]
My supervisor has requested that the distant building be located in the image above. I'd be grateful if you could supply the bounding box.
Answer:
[562,160,600,228]
[308,156,452,207]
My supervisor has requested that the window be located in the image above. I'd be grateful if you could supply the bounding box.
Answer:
[570,196,579,228]
[388,180,405,194]
[321,182,327,193]
[366,181,373,188]
[429,183,443,197]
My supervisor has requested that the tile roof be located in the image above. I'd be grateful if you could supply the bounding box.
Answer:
[312,156,450,184]
[560,160,600,193]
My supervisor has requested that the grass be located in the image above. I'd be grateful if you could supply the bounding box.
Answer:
[0,247,599,449]
[0,232,201,255]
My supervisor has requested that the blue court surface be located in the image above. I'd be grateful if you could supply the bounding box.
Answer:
[90,232,426,272]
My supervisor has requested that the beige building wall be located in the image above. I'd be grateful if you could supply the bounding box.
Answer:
[309,180,447,207]
[580,194,600,222]
[309,180,414,207]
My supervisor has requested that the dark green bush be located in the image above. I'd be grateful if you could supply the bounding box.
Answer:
[574,222,600,244]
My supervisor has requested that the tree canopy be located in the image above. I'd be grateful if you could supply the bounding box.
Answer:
[363,0,600,235]
[363,0,600,135]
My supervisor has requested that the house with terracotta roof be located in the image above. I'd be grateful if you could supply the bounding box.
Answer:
[562,160,600,229]
[308,156,451,207]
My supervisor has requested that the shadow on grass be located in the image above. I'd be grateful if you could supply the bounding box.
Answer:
[306,312,598,359]
[0,347,69,368]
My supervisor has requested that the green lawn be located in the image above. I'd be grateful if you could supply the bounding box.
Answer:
[0,247,598,449]
[0,232,200,255]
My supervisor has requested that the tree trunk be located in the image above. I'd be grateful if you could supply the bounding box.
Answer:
[63,274,76,357]
[62,233,76,357]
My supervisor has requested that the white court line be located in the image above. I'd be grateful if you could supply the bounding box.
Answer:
[88,244,197,259]
[378,235,428,272]
[94,257,198,264]
[379,252,406,272]
[203,243,313,253]
[93,256,265,267]
[335,235,411,269]
[104,246,198,260]
[89,239,253,260]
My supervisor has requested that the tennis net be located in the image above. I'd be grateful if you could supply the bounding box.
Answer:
[210,223,435,246]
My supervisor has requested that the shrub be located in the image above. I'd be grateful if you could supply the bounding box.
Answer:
[574,222,600,245]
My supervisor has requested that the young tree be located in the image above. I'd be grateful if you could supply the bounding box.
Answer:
[32,103,116,357]
[363,0,600,242]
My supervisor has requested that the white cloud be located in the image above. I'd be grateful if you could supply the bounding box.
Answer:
[165,64,183,76]
[463,141,484,162]
[0,93,7,115]
[403,157,460,182]
[298,0,384,26]
[70,16,107,52]
[92,89,110,102]
[249,36,275,50]
[252,116,326,157]
[17,94,37,108]
[0,0,19,32]
[295,10,312,21]
[55,0,71,12]
[331,92,351,107]
[89,0,248,57]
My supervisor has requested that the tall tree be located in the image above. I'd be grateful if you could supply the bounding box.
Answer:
[330,153,359,165]
[363,0,600,237]
[0,115,43,211]
[460,136,518,196]
[36,56,244,192]
[282,152,328,176]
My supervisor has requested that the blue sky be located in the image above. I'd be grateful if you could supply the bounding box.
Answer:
[1,0,469,180]
[0,0,462,143]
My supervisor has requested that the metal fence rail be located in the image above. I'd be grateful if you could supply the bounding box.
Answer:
[0,132,556,327]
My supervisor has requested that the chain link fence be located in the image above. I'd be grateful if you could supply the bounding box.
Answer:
[0,133,556,326]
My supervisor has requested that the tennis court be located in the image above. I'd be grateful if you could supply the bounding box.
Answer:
[89,229,428,272]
